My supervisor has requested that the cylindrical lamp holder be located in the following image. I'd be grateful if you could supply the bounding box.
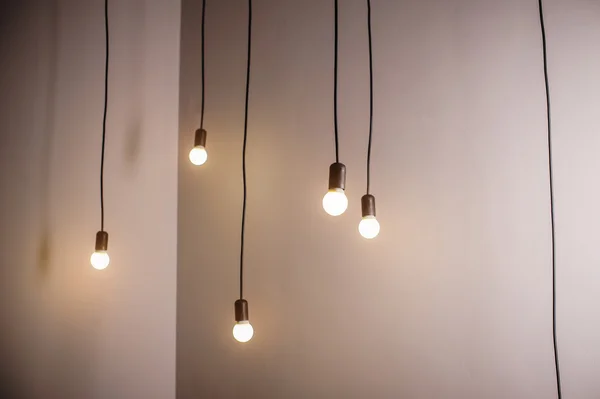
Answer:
[328,162,346,190]
[194,128,207,147]
[361,194,376,217]
[95,231,109,251]
[234,299,249,322]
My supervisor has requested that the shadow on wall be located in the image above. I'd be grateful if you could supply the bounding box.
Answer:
[122,2,146,171]
[36,0,59,280]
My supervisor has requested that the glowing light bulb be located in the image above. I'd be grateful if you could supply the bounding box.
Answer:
[233,321,254,342]
[359,215,380,239]
[189,146,207,166]
[322,188,348,216]
[90,250,110,270]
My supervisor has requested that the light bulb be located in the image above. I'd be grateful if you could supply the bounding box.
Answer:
[359,215,380,239]
[90,250,110,270]
[322,188,348,216]
[189,146,207,166]
[233,321,254,343]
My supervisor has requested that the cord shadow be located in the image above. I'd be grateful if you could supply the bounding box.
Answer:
[36,0,59,279]
[123,1,146,170]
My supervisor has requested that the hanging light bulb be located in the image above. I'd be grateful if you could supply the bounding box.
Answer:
[358,194,379,239]
[322,2,349,218]
[233,299,254,343]
[323,162,348,216]
[91,0,111,271]
[90,231,110,270]
[189,128,208,166]
[231,0,255,344]
[358,1,380,240]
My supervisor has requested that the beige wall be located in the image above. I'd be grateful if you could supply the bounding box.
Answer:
[0,1,180,398]
[178,0,600,398]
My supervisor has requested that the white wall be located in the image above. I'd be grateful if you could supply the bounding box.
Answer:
[549,2,600,398]
[177,0,600,398]
[0,1,180,398]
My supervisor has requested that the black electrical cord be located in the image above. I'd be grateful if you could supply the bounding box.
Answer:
[366,0,373,195]
[537,1,562,398]
[333,0,339,163]
[100,0,109,232]
[200,0,206,129]
[240,0,252,300]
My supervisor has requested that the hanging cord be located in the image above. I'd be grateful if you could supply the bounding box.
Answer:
[240,0,252,300]
[100,0,109,232]
[537,0,562,397]
[333,0,340,163]
[199,0,206,129]
[366,0,373,194]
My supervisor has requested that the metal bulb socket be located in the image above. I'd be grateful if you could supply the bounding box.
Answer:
[194,128,207,147]
[361,194,376,217]
[234,299,249,322]
[95,231,109,251]
[328,162,346,190]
